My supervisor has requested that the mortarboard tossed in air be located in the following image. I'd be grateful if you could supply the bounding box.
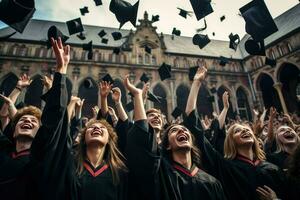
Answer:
[158,63,172,81]
[229,33,240,51]
[188,66,198,81]
[84,78,94,89]
[98,30,107,38]
[240,0,278,56]
[147,91,162,104]
[152,15,159,22]
[210,87,217,94]
[140,73,150,83]
[145,45,151,54]
[101,73,114,84]
[101,38,108,44]
[87,51,93,60]
[47,26,69,48]
[172,28,181,36]
[196,19,207,32]
[80,7,89,16]
[66,18,84,35]
[219,56,228,66]
[189,0,213,21]
[212,32,215,36]
[94,0,103,6]
[125,101,134,112]
[220,15,225,22]
[172,107,183,119]
[111,31,122,40]
[109,0,140,29]
[193,34,210,49]
[77,32,86,40]
[82,41,93,60]
[0,0,36,33]
[177,7,193,18]
[113,47,121,55]
[265,57,276,67]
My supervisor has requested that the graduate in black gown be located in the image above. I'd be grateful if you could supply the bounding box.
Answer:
[183,66,287,200]
[124,73,226,200]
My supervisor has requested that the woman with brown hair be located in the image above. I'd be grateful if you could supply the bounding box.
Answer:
[183,66,286,200]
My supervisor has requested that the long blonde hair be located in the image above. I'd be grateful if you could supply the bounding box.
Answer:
[224,123,265,161]
[75,119,127,184]
[275,125,300,153]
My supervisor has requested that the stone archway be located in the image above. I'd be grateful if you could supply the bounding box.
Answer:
[236,87,252,120]
[153,83,168,116]
[176,84,190,112]
[78,77,98,118]
[197,85,214,118]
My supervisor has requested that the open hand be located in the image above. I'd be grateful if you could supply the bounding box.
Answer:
[124,75,142,96]
[99,81,112,97]
[17,74,32,89]
[50,37,70,74]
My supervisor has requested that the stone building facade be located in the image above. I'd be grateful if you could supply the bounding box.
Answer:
[0,5,299,120]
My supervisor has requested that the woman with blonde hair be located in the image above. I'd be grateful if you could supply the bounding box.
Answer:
[184,66,286,200]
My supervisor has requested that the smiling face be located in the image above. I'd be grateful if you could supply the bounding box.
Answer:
[167,125,192,151]
[232,124,254,147]
[147,111,163,130]
[85,122,109,147]
[13,114,40,139]
[276,125,299,146]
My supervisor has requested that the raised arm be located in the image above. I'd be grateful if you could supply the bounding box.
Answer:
[218,91,229,129]
[112,87,128,121]
[99,81,112,117]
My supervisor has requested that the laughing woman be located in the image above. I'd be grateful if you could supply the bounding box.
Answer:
[183,66,287,200]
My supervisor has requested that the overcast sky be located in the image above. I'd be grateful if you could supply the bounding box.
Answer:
[0,0,299,41]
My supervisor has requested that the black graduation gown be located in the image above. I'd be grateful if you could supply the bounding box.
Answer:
[126,120,226,200]
[182,110,287,200]
[267,151,291,170]
[30,73,127,200]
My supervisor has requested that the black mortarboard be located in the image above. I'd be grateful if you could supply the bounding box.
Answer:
[113,47,121,54]
[212,32,215,36]
[77,32,86,40]
[80,6,89,16]
[83,41,93,51]
[111,31,122,40]
[101,73,114,84]
[147,91,162,104]
[158,63,172,81]
[94,0,103,6]
[84,79,94,89]
[87,51,93,60]
[0,0,36,33]
[188,66,198,81]
[220,15,225,22]
[265,57,276,67]
[152,15,159,22]
[47,26,69,48]
[177,8,193,18]
[125,101,134,112]
[101,38,108,44]
[210,87,217,94]
[66,18,84,35]
[109,0,140,29]
[219,56,228,66]
[207,95,214,102]
[145,45,151,54]
[240,0,278,41]
[193,34,210,49]
[196,19,207,32]
[171,107,183,118]
[245,39,265,56]
[189,0,213,21]
[140,73,149,83]
[172,28,181,36]
[229,33,240,51]
[98,29,106,38]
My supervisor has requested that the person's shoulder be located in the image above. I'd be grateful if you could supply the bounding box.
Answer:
[196,168,221,184]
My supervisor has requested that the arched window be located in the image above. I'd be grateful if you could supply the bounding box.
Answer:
[152,56,157,65]
[197,85,213,117]
[174,57,180,68]
[236,87,252,120]
[24,75,44,108]
[138,54,143,64]
[176,84,190,112]
[183,58,189,68]
[9,44,18,55]
[78,77,98,118]
[153,84,168,116]
[108,53,113,62]
[123,54,127,63]
[0,45,4,55]
[145,54,150,64]
[287,42,292,52]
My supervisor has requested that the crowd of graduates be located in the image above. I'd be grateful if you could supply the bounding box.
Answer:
[0,38,299,200]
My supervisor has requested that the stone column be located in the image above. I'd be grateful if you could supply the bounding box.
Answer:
[273,82,288,114]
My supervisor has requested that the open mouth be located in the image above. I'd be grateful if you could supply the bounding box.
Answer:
[176,133,189,143]
[151,119,160,126]
[20,123,33,130]
[241,132,251,139]
[283,133,294,140]
[91,130,103,137]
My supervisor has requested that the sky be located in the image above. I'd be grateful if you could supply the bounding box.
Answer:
[0,0,299,41]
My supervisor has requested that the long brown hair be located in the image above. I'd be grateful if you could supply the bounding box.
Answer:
[224,123,265,161]
[75,119,127,184]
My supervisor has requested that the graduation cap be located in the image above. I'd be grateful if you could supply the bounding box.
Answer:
[98,30,106,38]
[80,6,89,16]
[0,0,36,33]
[125,101,134,112]
[113,47,121,54]
[66,18,84,35]
[177,7,193,18]
[210,87,217,94]
[83,41,93,51]
[101,38,108,44]
[101,73,114,84]
[151,15,159,22]
[207,95,214,102]
[84,79,94,89]
[94,0,103,6]
[212,32,215,36]
[229,33,240,51]
[192,34,210,49]
[172,107,183,119]
[111,31,122,40]
[219,56,228,66]
[188,66,198,81]
[47,26,69,48]
[245,39,265,56]
[196,19,207,32]
[140,73,150,83]
[145,45,151,54]
[172,28,181,36]
[109,0,140,29]
[189,0,213,21]
[87,51,93,60]
[147,91,162,104]
[220,15,225,22]
[265,57,276,67]
[158,63,172,81]
[77,32,86,40]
